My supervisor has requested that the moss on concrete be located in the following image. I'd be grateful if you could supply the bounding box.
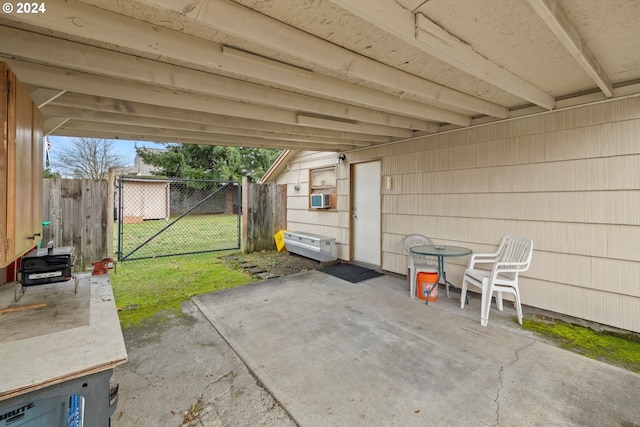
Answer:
[523,317,640,374]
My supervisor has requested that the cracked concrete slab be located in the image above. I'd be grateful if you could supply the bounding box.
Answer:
[194,271,640,426]
[111,302,295,427]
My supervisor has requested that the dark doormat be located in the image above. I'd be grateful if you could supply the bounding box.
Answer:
[318,263,383,283]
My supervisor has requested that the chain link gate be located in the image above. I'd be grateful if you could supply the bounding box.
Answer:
[116,177,241,261]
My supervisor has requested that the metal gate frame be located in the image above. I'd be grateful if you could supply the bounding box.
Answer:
[116,177,241,261]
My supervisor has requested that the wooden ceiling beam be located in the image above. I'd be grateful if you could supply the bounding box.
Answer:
[60,119,367,148]
[0,26,446,129]
[7,59,430,140]
[54,127,356,152]
[43,117,69,135]
[42,105,378,147]
[48,92,413,140]
[28,88,66,108]
[526,0,613,98]
[83,0,505,118]
[329,0,556,110]
[0,5,469,126]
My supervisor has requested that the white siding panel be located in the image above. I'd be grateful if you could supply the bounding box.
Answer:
[276,97,640,332]
[384,252,409,279]
[392,156,640,194]
[287,197,310,211]
[383,232,401,250]
[287,209,342,227]
[384,191,640,226]
[529,252,640,296]
[521,278,640,332]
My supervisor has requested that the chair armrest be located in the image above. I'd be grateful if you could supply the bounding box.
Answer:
[491,260,530,276]
[468,252,500,269]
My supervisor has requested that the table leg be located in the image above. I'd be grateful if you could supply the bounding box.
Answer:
[424,282,436,305]
[426,256,443,305]
[442,265,450,298]
[438,256,451,298]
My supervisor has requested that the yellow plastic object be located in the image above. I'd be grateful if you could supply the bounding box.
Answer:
[274,230,287,252]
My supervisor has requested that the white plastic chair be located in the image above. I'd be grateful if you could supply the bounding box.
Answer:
[460,235,533,326]
[402,234,438,299]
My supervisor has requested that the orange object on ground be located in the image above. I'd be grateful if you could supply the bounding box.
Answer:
[416,271,439,301]
[92,257,115,275]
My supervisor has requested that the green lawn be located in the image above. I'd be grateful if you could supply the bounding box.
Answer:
[111,251,252,328]
[117,214,240,260]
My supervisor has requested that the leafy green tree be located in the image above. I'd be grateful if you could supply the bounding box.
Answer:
[136,144,280,182]
[43,168,61,178]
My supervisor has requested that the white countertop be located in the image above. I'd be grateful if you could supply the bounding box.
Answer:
[0,273,127,400]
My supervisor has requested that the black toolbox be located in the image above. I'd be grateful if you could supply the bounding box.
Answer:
[19,245,77,286]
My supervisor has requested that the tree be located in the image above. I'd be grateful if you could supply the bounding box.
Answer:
[136,144,280,182]
[43,168,61,178]
[55,138,127,179]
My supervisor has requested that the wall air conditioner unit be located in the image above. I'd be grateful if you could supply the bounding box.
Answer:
[310,193,331,209]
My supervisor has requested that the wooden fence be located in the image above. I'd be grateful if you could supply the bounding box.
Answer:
[241,177,287,253]
[43,178,111,271]
[42,177,284,269]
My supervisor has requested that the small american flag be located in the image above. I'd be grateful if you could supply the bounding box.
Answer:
[45,135,51,168]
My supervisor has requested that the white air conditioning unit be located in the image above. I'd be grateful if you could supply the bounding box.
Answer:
[310,193,331,209]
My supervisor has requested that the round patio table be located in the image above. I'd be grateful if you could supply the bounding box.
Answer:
[409,245,472,304]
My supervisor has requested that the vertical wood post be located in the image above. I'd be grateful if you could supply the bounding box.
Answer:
[241,176,248,253]
[242,178,287,254]
[107,170,114,259]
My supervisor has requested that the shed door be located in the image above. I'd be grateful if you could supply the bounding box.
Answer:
[351,161,381,266]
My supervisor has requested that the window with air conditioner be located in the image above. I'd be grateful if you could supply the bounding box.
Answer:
[309,166,336,209]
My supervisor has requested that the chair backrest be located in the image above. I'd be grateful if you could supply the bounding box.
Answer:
[495,234,533,279]
[401,234,433,255]
[402,234,435,266]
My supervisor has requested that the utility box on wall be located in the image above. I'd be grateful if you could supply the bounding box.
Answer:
[283,231,337,263]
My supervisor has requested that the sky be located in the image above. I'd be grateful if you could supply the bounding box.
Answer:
[46,136,167,173]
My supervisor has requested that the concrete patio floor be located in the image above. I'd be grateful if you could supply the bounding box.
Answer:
[193,270,640,427]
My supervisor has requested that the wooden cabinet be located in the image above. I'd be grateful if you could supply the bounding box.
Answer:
[1,62,44,267]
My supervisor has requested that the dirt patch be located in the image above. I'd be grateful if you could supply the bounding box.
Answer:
[221,250,326,278]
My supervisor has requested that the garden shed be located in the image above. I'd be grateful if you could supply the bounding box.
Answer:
[118,178,170,223]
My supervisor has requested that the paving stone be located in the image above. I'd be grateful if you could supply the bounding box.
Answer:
[240,263,257,269]
[256,272,279,280]
[247,267,267,274]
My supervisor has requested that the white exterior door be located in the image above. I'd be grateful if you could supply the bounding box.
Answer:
[352,161,381,266]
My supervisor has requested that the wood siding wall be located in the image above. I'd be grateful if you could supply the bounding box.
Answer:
[276,152,352,259]
[276,96,640,332]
